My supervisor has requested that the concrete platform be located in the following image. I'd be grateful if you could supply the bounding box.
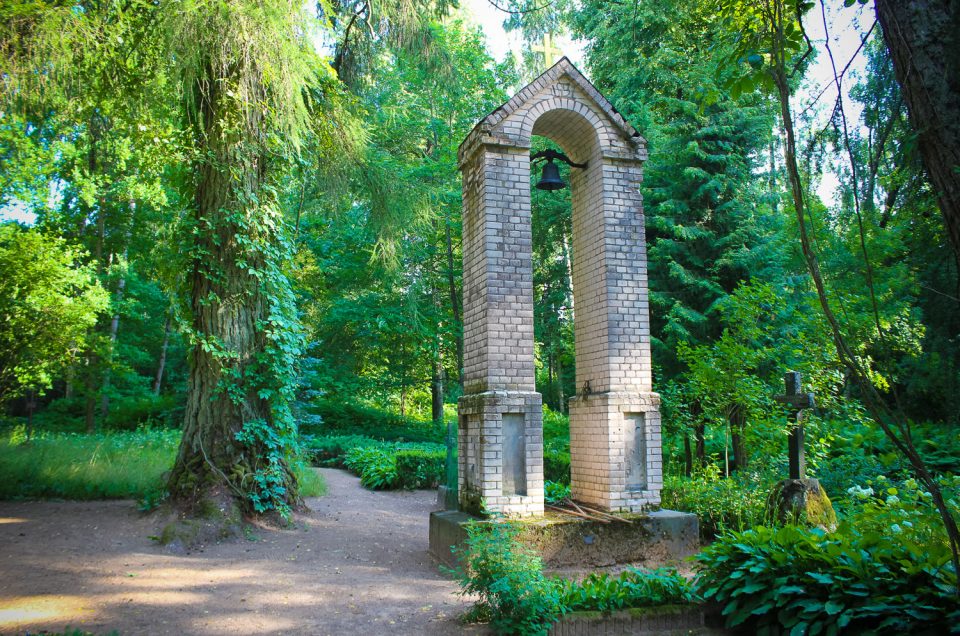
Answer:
[429,508,699,570]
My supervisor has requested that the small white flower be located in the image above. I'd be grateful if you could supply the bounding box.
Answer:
[886,495,900,505]
[847,485,874,499]
[891,524,902,534]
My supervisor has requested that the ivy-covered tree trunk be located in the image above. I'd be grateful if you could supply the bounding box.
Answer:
[875,0,960,279]
[167,8,304,518]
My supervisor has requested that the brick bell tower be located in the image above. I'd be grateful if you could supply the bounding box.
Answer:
[457,58,662,516]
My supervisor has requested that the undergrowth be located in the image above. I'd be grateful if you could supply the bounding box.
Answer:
[0,427,179,500]
[0,426,324,502]
[661,464,771,539]
[696,475,960,635]
[454,521,694,635]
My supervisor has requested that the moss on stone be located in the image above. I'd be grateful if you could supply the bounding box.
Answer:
[624,603,692,618]
[766,478,837,531]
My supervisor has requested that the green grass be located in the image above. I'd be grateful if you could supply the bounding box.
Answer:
[295,463,326,497]
[0,426,326,501]
[0,427,179,500]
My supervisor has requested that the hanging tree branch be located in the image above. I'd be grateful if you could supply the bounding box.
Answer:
[761,0,960,594]
[818,1,885,344]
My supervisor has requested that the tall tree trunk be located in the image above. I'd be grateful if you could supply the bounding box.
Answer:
[167,50,299,516]
[557,350,567,413]
[691,399,705,469]
[729,403,748,472]
[875,0,960,280]
[100,269,125,420]
[84,372,97,433]
[547,350,555,410]
[83,140,106,434]
[445,216,463,389]
[64,362,74,399]
[431,360,443,424]
[153,309,172,396]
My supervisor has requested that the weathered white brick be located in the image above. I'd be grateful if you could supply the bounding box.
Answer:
[458,59,660,516]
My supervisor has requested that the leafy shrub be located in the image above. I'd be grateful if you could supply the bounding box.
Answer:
[104,394,180,430]
[301,434,381,467]
[333,438,446,490]
[302,399,443,443]
[456,522,696,635]
[843,474,959,552]
[558,567,697,613]
[395,448,445,489]
[696,477,960,635]
[661,465,770,539]
[343,446,398,489]
[544,480,570,504]
[544,449,570,484]
[455,521,562,635]
[542,407,569,446]
[817,452,889,502]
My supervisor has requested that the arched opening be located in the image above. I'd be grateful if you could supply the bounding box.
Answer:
[528,108,602,416]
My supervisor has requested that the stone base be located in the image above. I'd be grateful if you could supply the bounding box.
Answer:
[429,509,699,571]
[550,605,725,636]
[429,510,475,569]
[766,478,838,531]
[458,390,544,516]
[569,391,662,512]
[435,485,459,511]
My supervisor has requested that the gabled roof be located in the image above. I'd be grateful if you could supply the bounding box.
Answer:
[458,56,645,162]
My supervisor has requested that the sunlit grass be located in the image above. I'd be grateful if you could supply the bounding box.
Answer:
[0,428,179,500]
[0,427,326,501]
[295,464,327,497]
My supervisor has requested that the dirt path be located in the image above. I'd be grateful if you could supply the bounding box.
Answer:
[0,469,484,635]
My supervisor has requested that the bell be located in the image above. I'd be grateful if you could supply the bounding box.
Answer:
[535,159,565,191]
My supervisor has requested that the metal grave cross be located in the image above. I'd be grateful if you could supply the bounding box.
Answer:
[774,371,815,480]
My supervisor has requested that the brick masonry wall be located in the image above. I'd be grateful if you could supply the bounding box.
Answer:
[458,58,662,515]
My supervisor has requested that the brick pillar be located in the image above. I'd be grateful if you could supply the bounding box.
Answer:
[568,155,662,512]
[457,139,544,517]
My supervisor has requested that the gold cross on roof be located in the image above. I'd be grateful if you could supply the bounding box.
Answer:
[532,32,563,68]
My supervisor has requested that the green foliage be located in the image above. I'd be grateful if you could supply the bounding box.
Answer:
[301,434,383,466]
[696,477,960,634]
[662,466,771,539]
[557,568,697,613]
[318,435,445,490]
[343,446,399,489]
[302,399,443,443]
[0,224,109,403]
[543,408,571,484]
[455,521,562,636]
[0,427,178,500]
[0,425,323,503]
[297,18,512,414]
[843,475,960,551]
[544,480,570,505]
[395,448,445,489]
[456,522,695,634]
[544,450,571,485]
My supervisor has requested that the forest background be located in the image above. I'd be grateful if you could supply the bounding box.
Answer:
[0,0,957,539]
